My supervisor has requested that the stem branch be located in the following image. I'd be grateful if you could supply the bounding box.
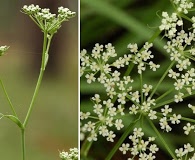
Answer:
[0,80,18,117]
[150,61,175,98]
[148,119,176,159]
[23,32,49,128]
[105,115,141,160]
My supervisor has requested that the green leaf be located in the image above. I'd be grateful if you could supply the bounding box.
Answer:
[1,114,24,129]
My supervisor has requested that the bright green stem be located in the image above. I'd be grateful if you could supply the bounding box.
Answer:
[23,32,50,128]
[124,62,134,76]
[21,129,25,160]
[179,13,193,23]
[80,139,93,158]
[23,67,44,128]
[155,88,174,103]
[181,116,195,123]
[157,112,195,123]
[150,61,175,99]
[140,73,143,103]
[148,119,176,159]
[154,90,195,109]
[105,115,141,160]
[0,80,18,117]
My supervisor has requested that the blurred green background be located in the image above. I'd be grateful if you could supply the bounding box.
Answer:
[0,0,78,159]
[80,0,195,159]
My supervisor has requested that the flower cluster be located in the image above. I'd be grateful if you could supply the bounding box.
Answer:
[159,105,182,132]
[159,4,195,103]
[119,128,159,160]
[80,42,160,143]
[22,4,76,34]
[127,42,160,74]
[80,94,124,142]
[174,143,194,159]
[59,148,78,160]
[0,45,9,56]
[172,0,194,14]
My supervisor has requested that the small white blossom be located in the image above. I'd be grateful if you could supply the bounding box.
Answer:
[170,114,181,124]
[188,104,195,114]
[115,119,124,130]
[119,143,130,154]
[183,123,195,135]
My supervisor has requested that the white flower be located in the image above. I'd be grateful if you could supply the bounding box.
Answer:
[168,69,180,79]
[115,119,124,130]
[148,110,157,120]
[131,91,140,103]
[129,104,139,115]
[188,104,195,114]
[106,131,116,142]
[161,105,172,116]
[142,84,153,96]
[80,112,90,120]
[117,92,127,104]
[174,79,184,90]
[87,130,97,141]
[159,117,172,132]
[149,144,159,153]
[149,61,160,71]
[184,143,194,153]
[127,43,138,53]
[119,143,130,154]
[170,114,181,124]
[85,73,96,84]
[183,123,195,135]
[174,92,184,103]
[99,125,109,137]
[175,148,185,158]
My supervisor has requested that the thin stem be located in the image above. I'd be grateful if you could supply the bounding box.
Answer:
[154,90,195,109]
[150,61,175,99]
[124,62,134,76]
[148,118,177,159]
[155,88,174,103]
[140,73,143,103]
[80,139,93,158]
[21,129,25,160]
[105,115,141,160]
[0,80,18,117]
[23,32,48,128]
[157,112,195,123]
[80,122,103,157]
[181,116,195,123]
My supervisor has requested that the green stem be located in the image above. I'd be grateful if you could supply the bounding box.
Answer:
[154,90,195,109]
[23,32,49,128]
[124,62,134,76]
[157,112,195,123]
[21,129,25,160]
[148,119,177,159]
[140,73,143,103]
[181,116,195,123]
[150,61,175,99]
[179,13,193,23]
[155,88,174,103]
[0,80,18,117]
[80,139,93,158]
[105,115,141,160]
